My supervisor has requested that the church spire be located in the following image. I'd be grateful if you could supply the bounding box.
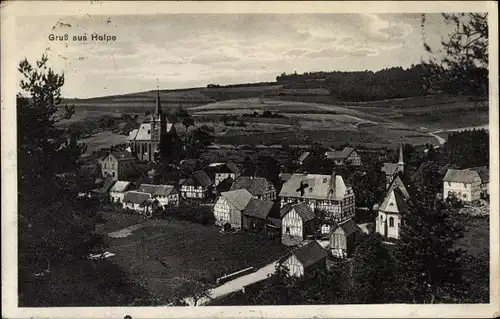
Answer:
[398,139,404,171]
[155,79,162,116]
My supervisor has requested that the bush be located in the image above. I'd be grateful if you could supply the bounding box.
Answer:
[164,204,215,226]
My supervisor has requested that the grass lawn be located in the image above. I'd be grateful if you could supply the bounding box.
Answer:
[106,216,290,302]
[80,131,129,154]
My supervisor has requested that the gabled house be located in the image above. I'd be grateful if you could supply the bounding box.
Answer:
[230,176,276,201]
[109,181,133,203]
[329,218,363,259]
[213,189,253,229]
[242,198,276,232]
[180,170,214,200]
[208,162,241,186]
[381,143,405,189]
[280,240,328,277]
[122,191,154,215]
[374,187,408,240]
[325,147,361,166]
[443,167,489,203]
[101,151,137,181]
[279,173,355,223]
[138,184,179,207]
[281,202,317,246]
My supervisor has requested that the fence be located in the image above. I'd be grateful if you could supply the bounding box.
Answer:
[215,266,255,285]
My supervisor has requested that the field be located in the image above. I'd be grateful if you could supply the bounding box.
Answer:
[100,212,289,301]
[80,131,129,154]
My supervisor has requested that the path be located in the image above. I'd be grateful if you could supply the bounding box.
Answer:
[184,239,331,306]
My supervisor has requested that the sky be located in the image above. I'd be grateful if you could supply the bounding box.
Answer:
[15,13,455,98]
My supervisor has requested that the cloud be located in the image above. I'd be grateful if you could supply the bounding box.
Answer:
[284,49,309,58]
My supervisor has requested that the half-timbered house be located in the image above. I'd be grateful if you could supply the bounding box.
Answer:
[242,198,275,232]
[324,147,361,166]
[180,170,214,200]
[230,176,276,200]
[329,218,363,259]
[122,191,154,215]
[281,202,317,246]
[138,184,179,207]
[280,240,328,277]
[213,189,253,229]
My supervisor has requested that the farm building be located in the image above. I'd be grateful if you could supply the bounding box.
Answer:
[100,151,137,181]
[381,143,405,189]
[213,189,253,229]
[443,166,489,203]
[230,176,276,201]
[329,218,363,259]
[126,90,180,163]
[122,191,154,215]
[280,240,328,277]
[208,162,241,186]
[180,170,214,200]
[279,173,355,223]
[281,202,317,246]
[242,198,276,231]
[138,184,179,207]
[109,181,133,203]
[324,147,361,166]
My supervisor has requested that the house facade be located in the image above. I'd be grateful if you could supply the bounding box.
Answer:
[138,184,179,207]
[325,147,361,166]
[230,176,276,201]
[213,189,253,229]
[209,162,241,186]
[281,241,328,277]
[443,167,489,203]
[375,187,408,240]
[180,171,213,199]
[109,181,132,203]
[281,202,317,246]
[329,218,363,259]
[101,151,137,181]
[126,89,180,163]
[122,191,153,215]
[279,173,355,223]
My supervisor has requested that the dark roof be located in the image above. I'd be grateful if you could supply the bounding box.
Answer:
[244,198,275,219]
[280,202,316,222]
[468,166,489,183]
[230,176,275,196]
[110,151,135,161]
[331,218,362,236]
[216,177,234,193]
[443,169,481,183]
[184,170,213,187]
[325,147,355,160]
[95,176,115,193]
[290,241,328,268]
[123,191,152,204]
[387,172,415,199]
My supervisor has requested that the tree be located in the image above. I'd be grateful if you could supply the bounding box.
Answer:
[421,13,488,98]
[349,234,395,303]
[392,186,467,303]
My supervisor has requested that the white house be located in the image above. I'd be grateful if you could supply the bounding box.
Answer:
[213,189,253,229]
[109,181,133,203]
[279,173,355,223]
[281,202,317,246]
[180,170,214,199]
[375,187,408,240]
[330,218,363,259]
[138,184,180,207]
[280,241,328,277]
[443,167,489,203]
[122,191,154,215]
[100,151,137,181]
[325,147,362,166]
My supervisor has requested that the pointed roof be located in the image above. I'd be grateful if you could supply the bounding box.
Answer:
[331,218,362,236]
[287,241,328,268]
[110,181,132,193]
[398,143,404,166]
[378,187,408,214]
[386,172,414,199]
[280,202,315,222]
[155,89,162,116]
[244,198,275,219]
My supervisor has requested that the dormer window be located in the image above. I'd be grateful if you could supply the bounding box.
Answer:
[308,187,313,192]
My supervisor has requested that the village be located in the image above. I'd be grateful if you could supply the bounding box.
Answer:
[76,91,490,305]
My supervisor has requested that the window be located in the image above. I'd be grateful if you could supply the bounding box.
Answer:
[389,217,394,227]
[104,164,107,169]
[286,227,290,234]
[112,172,115,177]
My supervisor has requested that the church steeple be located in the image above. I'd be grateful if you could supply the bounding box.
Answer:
[397,140,404,174]
[155,80,162,117]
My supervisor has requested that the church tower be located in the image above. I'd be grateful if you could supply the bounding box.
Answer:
[150,89,163,143]
[397,141,405,174]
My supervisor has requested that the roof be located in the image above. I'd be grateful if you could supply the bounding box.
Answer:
[289,241,328,268]
[109,151,135,161]
[211,162,240,175]
[325,147,355,160]
[110,181,131,193]
[298,152,310,162]
[95,176,115,193]
[331,218,362,236]
[123,191,152,204]
[381,163,401,176]
[280,202,316,222]
[216,177,234,193]
[468,166,489,183]
[230,176,274,196]
[138,184,177,196]
[443,169,481,183]
[127,129,139,141]
[386,172,414,199]
[267,217,282,228]
[279,174,350,201]
[220,189,253,211]
[127,122,174,142]
[378,187,408,214]
[244,198,275,219]
[279,173,292,183]
[184,171,213,187]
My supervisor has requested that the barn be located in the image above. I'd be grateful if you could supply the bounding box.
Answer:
[213,189,253,229]
[329,218,363,259]
[280,202,317,246]
[281,240,328,277]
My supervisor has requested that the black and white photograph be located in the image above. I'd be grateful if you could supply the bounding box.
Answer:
[2,1,498,318]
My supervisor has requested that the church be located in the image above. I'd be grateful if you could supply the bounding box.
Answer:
[126,90,180,162]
